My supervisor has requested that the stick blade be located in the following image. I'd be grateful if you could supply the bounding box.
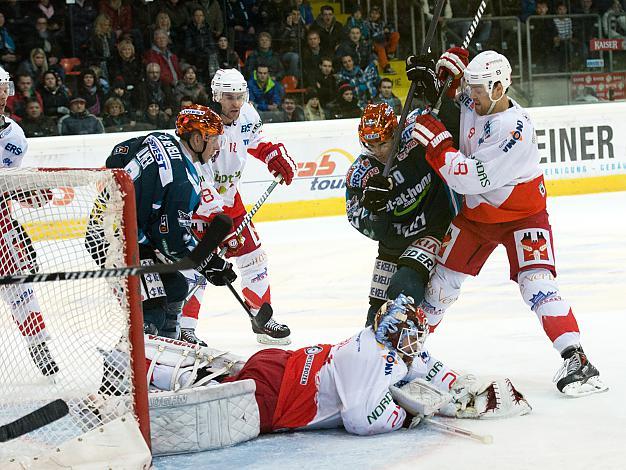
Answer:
[0,399,69,443]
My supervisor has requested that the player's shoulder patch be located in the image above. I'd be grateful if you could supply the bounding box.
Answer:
[346,157,380,189]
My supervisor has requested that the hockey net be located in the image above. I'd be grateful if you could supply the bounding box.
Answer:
[0,168,149,464]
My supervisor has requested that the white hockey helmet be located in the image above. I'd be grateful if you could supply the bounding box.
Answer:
[463,50,512,97]
[0,65,15,96]
[211,68,248,102]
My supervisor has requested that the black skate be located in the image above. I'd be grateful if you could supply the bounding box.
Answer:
[554,346,608,397]
[179,328,208,347]
[29,341,59,376]
[250,305,291,345]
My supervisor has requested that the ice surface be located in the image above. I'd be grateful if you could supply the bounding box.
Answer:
[154,191,626,470]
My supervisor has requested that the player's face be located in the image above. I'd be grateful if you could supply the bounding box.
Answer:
[219,92,246,122]
[468,84,491,116]
[366,140,394,163]
[200,134,220,163]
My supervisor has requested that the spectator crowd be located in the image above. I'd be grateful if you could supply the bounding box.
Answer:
[0,0,624,137]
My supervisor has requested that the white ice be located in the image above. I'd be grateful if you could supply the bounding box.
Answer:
[154,191,626,470]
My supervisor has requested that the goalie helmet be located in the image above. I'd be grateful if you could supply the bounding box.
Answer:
[0,65,15,96]
[463,50,512,98]
[358,103,398,158]
[175,104,224,140]
[373,294,428,359]
[211,68,248,102]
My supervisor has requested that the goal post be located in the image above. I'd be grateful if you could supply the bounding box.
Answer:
[0,168,150,464]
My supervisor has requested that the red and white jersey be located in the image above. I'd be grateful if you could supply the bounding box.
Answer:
[196,102,273,221]
[0,117,28,168]
[428,95,546,223]
[272,327,457,435]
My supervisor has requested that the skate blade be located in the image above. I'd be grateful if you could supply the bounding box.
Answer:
[256,334,291,346]
[562,376,609,397]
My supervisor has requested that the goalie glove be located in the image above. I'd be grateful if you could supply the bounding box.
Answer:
[360,174,393,213]
[439,375,532,419]
[390,378,453,419]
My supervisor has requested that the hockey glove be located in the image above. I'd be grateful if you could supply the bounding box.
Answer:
[436,47,469,98]
[200,253,237,286]
[360,173,393,213]
[405,54,440,104]
[263,143,296,185]
[412,113,454,162]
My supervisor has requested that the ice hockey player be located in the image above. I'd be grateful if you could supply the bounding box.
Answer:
[345,98,461,327]
[407,48,607,397]
[0,65,58,376]
[179,68,296,346]
[99,104,237,338]
[143,294,530,454]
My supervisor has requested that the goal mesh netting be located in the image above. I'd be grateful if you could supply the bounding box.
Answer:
[0,168,148,461]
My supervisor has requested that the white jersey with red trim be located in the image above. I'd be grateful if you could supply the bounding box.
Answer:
[429,95,546,223]
[0,116,28,168]
[196,102,273,220]
[272,327,457,435]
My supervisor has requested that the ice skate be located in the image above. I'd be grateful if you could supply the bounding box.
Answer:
[554,346,608,397]
[250,312,291,346]
[29,341,59,376]
[179,328,208,347]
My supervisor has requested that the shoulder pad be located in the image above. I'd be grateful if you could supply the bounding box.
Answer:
[345,157,380,188]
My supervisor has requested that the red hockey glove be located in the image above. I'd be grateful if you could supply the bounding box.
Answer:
[436,47,469,98]
[262,143,296,185]
[412,113,455,162]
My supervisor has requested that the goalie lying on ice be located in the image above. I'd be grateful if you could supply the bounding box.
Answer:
[144,295,530,454]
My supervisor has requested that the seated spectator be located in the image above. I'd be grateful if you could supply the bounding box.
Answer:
[279,95,304,122]
[372,77,401,115]
[17,48,49,83]
[108,39,144,88]
[146,12,180,55]
[306,56,336,106]
[326,81,361,119]
[185,0,224,38]
[134,62,176,118]
[603,0,626,39]
[0,12,17,72]
[335,26,374,71]
[184,7,216,81]
[38,70,70,119]
[102,96,136,132]
[23,16,63,69]
[278,8,305,79]
[21,98,58,137]
[303,89,326,120]
[31,0,64,32]
[75,68,105,116]
[58,96,105,135]
[144,29,183,87]
[208,35,241,78]
[224,0,256,57]
[310,5,344,55]
[65,0,98,60]
[174,65,210,105]
[244,32,285,80]
[88,13,116,79]
[6,74,44,121]
[344,6,370,41]
[156,0,190,33]
[99,0,133,40]
[177,94,194,112]
[301,30,323,80]
[106,76,135,116]
[530,1,559,73]
[248,63,284,111]
[366,5,400,74]
[335,54,378,109]
[293,0,314,26]
[136,100,172,130]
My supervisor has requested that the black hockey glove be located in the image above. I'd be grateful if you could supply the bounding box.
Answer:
[200,253,237,286]
[361,174,394,213]
[406,54,440,105]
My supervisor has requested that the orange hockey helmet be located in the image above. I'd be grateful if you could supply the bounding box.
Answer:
[358,103,398,146]
[176,104,224,140]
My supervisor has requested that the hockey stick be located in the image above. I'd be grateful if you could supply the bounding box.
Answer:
[0,215,233,285]
[0,399,69,443]
[225,280,273,326]
[431,0,487,116]
[380,0,447,178]
[423,417,493,444]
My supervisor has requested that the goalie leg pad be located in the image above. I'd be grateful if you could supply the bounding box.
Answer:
[149,379,260,455]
